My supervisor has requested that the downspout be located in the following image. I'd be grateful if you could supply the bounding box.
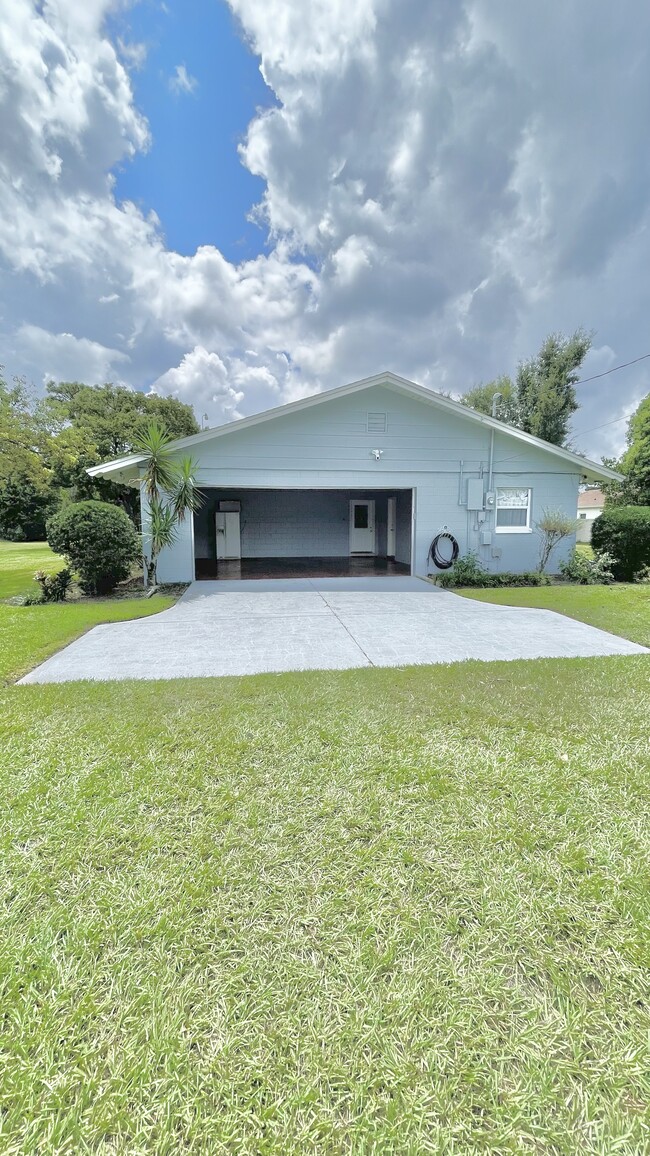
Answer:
[487,392,502,495]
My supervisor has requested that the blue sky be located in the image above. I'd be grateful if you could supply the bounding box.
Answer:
[1,0,650,459]
[110,0,273,259]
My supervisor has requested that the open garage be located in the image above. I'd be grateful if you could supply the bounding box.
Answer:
[193,488,414,579]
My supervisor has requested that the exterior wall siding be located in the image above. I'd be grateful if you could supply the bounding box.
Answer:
[395,490,412,565]
[150,384,582,580]
[141,486,195,584]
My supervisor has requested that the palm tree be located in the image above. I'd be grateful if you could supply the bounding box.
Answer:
[134,421,202,585]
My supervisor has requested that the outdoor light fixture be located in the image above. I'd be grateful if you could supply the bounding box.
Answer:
[371,449,383,460]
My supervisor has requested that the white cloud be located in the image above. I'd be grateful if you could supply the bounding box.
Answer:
[1,0,650,453]
[169,64,197,96]
[228,0,376,78]
[151,347,244,423]
[118,38,148,71]
[14,324,129,385]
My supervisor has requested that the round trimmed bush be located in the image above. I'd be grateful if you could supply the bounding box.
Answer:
[47,501,140,595]
[591,505,650,581]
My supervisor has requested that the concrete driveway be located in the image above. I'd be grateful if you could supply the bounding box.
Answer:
[19,576,647,684]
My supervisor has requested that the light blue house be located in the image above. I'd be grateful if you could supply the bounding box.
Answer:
[90,372,619,582]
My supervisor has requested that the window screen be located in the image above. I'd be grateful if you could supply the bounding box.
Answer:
[495,487,531,532]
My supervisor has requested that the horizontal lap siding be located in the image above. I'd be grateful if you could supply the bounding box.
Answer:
[190,387,490,479]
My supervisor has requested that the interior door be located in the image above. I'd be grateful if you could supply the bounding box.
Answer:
[387,497,397,558]
[349,500,376,554]
[215,511,241,560]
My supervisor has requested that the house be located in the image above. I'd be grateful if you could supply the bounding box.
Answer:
[89,372,620,582]
[577,487,606,543]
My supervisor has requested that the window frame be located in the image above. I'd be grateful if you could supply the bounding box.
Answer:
[495,486,532,534]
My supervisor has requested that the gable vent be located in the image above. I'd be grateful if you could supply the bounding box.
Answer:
[367,411,387,433]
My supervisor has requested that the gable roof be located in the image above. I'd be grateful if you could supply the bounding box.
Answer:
[88,370,623,484]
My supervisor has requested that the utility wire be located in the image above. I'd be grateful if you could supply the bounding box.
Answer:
[487,348,649,453]
[573,413,630,437]
[575,351,650,385]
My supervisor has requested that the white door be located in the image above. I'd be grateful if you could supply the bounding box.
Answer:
[387,497,397,558]
[349,500,376,554]
[215,511,241,560]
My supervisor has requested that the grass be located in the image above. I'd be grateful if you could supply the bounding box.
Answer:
[0,540,175,683]
[0,540,64,599]
[2,660,650,1153]
[459,584,650,648]
[1,544,650,1151]
[0,599,175,684]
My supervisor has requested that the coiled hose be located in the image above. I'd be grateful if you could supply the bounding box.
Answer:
[429,532,460,570]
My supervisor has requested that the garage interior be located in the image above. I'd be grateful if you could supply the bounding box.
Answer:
[193,488,413,580]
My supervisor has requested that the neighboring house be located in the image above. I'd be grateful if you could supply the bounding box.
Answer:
[89,372,621,582]
[577,487,606,543]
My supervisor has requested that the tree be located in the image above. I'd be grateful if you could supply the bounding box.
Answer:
[461,330,592,446]
[460,376,518,423]
[136,422,202,585]
[0,373,58,539]
[607,393,650,507]
[516,330,591,445]
[39,381,200,519]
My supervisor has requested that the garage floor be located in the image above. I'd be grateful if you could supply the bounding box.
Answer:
[18,577,647,684]
[195,556,412,580]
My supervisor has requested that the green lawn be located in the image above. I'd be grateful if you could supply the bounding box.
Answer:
[1,545,650,1152]
[0,540,64,598]
[0,599,176,684]
[0,541,175,683]
[459,583,650,648]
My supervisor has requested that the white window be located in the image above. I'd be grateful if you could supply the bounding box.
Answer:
[495,487,531,533]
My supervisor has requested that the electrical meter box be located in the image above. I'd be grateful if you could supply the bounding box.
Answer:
[467,479,485,511]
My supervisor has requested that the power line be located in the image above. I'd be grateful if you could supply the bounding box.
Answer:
[573,413,629,437]
[575,351,650,385]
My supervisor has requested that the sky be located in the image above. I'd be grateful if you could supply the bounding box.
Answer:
[1,0,649,461]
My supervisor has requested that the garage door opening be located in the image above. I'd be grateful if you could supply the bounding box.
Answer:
[193,488,413,580]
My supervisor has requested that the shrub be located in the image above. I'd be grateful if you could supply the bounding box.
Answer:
[47,501,140,595]
[536,508,578,572]
[436,552,550,589]
[23,568,74,605]
[591,505,650,582]
[3,525,27,542]
[558,549,615,585]
[436,551,486,586]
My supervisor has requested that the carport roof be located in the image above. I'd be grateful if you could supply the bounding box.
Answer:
[87,370,623,486]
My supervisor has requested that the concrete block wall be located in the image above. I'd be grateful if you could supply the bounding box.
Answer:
[194,488,411,561]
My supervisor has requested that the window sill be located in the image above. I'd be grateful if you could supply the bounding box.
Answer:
[494,527,533,534]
